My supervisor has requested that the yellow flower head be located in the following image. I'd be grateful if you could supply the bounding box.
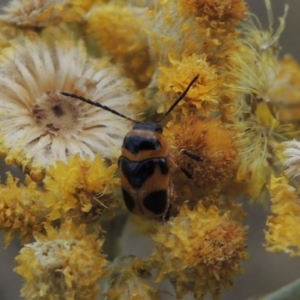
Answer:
[0,0,93,27]
[158,53,221,115]
[265,176,300,256]
[241,0,288,53]
[229,2,295,195]
[43,154,120,222]
[234,100,295,201]
[0,173,50,245]
[165,115,238,192]
[223,1,297,202]
[0,37,137,179]
[147,0,206,65]
[86,3,153,88]
[227,0,288,102]
[179,0,247,25]
[14,221,109,300]
[228,44,277,103]
[269,55,300,124]
[147,0,247,69]
[149,203,248,299]
[105,256,161,300]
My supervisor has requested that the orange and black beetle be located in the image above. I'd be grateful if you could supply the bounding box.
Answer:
[119,122,172,218]
[61,75,199,220]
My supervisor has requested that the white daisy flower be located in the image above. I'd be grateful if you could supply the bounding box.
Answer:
[0,38,137,175]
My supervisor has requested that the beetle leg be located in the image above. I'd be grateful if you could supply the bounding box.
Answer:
[161,182,173,221]
[179,149,203,181]
[180,166,193,180]
[179,149,203,162]
[167,151,178,169]
[167,149,201,180]
[161,205,172,221]
[117,155,122,166]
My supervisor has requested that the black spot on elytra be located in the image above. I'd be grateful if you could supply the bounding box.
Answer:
[121,188,135,212]
[119,156,169,189]
[143,190,168,215]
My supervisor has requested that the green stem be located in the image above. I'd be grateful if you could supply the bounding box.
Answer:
[254,278,300,300]
[101,211,129,261]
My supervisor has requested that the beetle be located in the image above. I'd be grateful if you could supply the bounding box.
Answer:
[61,75,200,220]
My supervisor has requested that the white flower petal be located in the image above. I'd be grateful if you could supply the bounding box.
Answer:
[0,38,137,171]
[282,139,300,178]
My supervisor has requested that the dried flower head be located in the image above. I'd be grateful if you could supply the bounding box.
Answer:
[149,203,248,299]
[0,0,68,27]
[14,221,109,300]
[147,0,247,69]
[147,0,198,65]
[265,176,300,256]
[269,55,300,124]
[233,98,295,201]
[179,0,247,25]
[241,0,288,53]
[226,1,296,202]
[225,2,292,201]
[227,0,288,102]
[0,0,92,27]
[157,53,221,115]
[105,256,161,300]
[0,37,137,179]
[165,115,238,192]
[234,102,277,199]
[86,4,153,88]
[228,44,278,103]
[0,173,50,245]
[43,154,120,222]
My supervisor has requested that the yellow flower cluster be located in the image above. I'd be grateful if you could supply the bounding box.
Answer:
[14,221,109,300]
[265,176,300,256]
[149,204,248,299]
[0,154,120,246]
[0,0,94,27]
[44,154,120,222]
[0,0,298,299]
[266,138,300,257]
[158,53,222,115]
[86,3,153,88]
[165,116,238,193]
[224,3,293,201]
[0,174,49,245]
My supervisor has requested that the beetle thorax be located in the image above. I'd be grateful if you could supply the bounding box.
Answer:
[121,129,168,161]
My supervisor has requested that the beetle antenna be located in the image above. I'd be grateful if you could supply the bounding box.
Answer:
[61,74,198,124]
[155,74,199,123]
[60,92,141,123]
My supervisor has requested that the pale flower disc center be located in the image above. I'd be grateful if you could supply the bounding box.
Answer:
[32,92,79,136]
